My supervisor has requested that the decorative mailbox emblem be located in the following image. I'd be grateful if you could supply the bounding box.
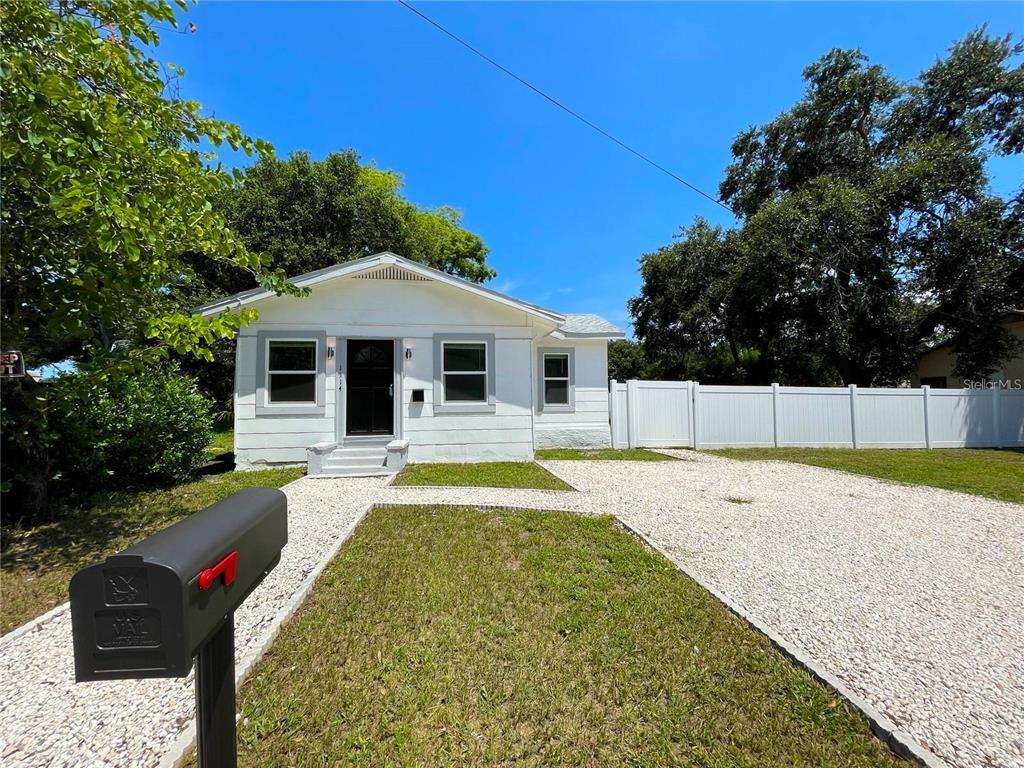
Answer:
[104,568,147,604]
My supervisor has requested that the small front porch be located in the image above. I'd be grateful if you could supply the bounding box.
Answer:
[307,437,409,477]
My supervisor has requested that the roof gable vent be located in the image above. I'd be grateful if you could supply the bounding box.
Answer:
[354,265,432,282]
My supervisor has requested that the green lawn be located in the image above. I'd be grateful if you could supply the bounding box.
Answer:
[1,434,302,633]
[536,447,679,461]
[394,461,573,491]
[205,421,235,459]
[710,447,1024,503]
[231,505,901,767]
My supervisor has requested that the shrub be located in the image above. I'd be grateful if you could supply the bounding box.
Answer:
[49,365,214,493]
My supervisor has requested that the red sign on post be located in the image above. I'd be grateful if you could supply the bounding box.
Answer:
[0,351,25,378]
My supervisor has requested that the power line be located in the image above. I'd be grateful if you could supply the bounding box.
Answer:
[395,0,728,212]
[396,0,994,333]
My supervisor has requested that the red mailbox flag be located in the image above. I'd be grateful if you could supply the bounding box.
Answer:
[198,551,238,591]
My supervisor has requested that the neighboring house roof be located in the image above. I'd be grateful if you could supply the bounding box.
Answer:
[918,309,1024,358]
[192,251,623,338]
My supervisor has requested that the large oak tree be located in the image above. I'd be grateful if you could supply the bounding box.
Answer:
[632,29,1024,385]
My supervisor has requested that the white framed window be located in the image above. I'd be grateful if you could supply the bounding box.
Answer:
[442,340,488,403]
[542,352,570,406]
[537,346,575,413]
[255,330,326,417]
[432,333,495,414]
[267,338,317,404]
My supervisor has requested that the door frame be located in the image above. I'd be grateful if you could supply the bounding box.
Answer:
[335,337,403,444]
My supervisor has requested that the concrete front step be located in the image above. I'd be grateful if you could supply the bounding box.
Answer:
[307,438,408,477]
[321,445,391,476]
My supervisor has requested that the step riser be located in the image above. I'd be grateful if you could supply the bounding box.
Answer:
[316,468,394,478]
[332,448,389,459]
[324,456,386,468]
[323,464,386,472]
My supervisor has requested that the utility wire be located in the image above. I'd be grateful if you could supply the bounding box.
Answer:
[396,0,993,333]
[396,0,727,212]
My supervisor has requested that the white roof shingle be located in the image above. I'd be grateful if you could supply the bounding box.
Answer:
[558,313,624,338]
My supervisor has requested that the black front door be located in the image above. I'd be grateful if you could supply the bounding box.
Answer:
[346,339,394,435]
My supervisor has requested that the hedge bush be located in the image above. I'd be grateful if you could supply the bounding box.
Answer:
[49,365,214,493]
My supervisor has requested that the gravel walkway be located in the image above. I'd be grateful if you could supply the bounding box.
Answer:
[2,454,1020,768]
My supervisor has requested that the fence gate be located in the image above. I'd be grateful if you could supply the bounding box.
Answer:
[610,380,692,448]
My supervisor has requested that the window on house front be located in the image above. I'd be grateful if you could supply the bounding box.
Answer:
[267,340,318,403]
[442,341,487,402]
[543,352,570,405]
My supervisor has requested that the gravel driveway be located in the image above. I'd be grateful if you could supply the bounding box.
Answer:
[2,453,1020,768]
[538,452,1023,768]
[375,453,1024,768]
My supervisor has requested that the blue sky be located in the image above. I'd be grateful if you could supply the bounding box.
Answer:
[158,1,1021,335]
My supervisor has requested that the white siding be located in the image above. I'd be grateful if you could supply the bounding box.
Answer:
[233,275,579,467]
[401,335,534,462]
[253,277,533,331]
[234,334,335,468]
[533,339,612,449]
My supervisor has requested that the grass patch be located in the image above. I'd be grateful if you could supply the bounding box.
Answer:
[1,432,302,633]
[205,421,235,460]
[726,496,753,505]
[394,462,573,490]
[535,447,678,461]
[711,447,1024,503]
[232,505,901,767]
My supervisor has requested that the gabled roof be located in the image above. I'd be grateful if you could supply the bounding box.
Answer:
[192,251,565,324]
[192,251,624,339]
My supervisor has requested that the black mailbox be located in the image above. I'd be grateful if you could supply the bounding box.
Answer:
[70,487,287,682]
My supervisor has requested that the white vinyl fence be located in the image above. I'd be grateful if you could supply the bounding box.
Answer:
[609,380,1024,450]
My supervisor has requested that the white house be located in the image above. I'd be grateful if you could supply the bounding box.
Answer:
[194,252,623,475]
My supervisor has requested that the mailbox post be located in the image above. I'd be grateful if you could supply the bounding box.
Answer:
[70,487,287,767]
